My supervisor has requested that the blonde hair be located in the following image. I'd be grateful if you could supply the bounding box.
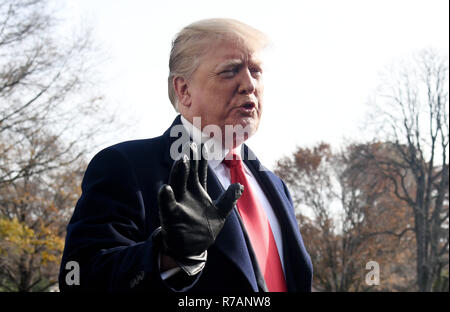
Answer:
[168,18,269,111]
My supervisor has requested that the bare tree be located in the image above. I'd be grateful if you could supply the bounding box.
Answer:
[0,0,114,186]
[361,48,449,291]
[0,0,118,291]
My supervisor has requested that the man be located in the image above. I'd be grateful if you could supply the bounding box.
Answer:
[59,18,312,292]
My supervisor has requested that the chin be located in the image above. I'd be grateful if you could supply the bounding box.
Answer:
[240,116,259,133]
[222,117,259,148]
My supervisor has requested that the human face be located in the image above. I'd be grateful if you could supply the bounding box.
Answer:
[183,39,264,146]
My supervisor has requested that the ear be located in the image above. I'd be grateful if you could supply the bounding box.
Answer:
[173,76,191,108]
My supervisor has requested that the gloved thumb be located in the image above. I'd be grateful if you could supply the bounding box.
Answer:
[215,183,244,218]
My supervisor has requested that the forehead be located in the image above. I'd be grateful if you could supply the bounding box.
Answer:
[200,38,264,68]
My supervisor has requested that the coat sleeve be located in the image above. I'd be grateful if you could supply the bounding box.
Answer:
[58,146,167,292]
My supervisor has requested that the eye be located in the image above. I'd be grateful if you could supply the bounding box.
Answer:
[250,67,262,78]
[220,70,235,78]
[219,66,240,78]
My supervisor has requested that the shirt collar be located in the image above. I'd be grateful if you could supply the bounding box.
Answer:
[180,115,243,170]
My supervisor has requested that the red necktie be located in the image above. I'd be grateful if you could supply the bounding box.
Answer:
[223,151,287,292]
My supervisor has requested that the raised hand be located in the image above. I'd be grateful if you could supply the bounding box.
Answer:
[158,143,243,261]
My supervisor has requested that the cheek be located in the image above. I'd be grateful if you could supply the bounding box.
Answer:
[257,87,264,110]
[192,89,210,111]
[257,82,264,97]
[208,86,235,111]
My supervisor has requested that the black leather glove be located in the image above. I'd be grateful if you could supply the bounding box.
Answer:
[158,143,243,275]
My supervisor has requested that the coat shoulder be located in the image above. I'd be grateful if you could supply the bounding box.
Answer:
[106,136,166,159]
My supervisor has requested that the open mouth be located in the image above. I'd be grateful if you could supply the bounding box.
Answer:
[240,102,256,110]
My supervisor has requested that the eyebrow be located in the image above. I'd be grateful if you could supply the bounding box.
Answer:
[215,59,244,71]
[215,58,263,72]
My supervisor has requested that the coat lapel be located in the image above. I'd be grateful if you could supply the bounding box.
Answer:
[206,167,260,291]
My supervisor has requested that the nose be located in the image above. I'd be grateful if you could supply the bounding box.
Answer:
[237,68,256,94]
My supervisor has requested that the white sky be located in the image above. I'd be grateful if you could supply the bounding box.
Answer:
[63,0,449,170]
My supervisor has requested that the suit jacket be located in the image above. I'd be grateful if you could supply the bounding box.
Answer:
[58,115,313,292]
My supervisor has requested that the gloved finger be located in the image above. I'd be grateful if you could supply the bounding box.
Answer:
[198,143,208,190]
[215,183,244,218]
[158,184,178,221]
[169,155,189,201]
[187,142,200,188]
